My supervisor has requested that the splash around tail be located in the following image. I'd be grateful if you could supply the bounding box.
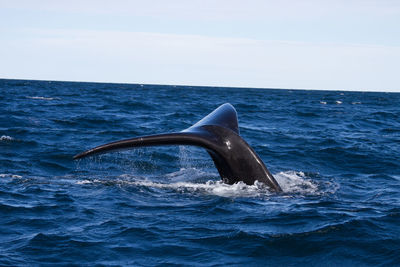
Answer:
[74,103,282,192]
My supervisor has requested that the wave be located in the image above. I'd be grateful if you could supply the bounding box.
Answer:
[0,173,22,179]
[0,135,14,141]
[274,171,319,194]
[75,170,330,198]
[26,96,59,101]
[76,178,271,198]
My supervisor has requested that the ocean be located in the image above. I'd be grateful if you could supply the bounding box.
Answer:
[1,79,399,266]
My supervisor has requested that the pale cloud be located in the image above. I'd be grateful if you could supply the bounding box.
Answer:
[3,0,400,21]
[2,28,399,91]
[1,1,400,91]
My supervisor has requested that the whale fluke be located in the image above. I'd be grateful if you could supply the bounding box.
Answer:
[74,103,282,192]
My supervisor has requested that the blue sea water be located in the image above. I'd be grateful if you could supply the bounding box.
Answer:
[0,78,399,266]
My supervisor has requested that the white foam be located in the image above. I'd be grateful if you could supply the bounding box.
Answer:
[335,100,342,104]
[352,101,362,105]
[274,171,319,194]
[75,171,324,197]
[320,101,327,105]
[0,135,13,141]
[134,180,269,197]
[0,173,22,179]
[76,178,269,198]
[26,96,58,100]
[76,180,95,185]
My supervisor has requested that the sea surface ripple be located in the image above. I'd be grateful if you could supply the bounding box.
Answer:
[1,79,399,266]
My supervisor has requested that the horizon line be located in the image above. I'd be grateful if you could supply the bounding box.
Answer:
[1,77,398,94]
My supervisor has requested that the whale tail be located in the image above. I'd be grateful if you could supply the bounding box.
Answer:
[74,103,282,192]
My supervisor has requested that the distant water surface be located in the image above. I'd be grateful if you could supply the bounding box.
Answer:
[1,79,399,266]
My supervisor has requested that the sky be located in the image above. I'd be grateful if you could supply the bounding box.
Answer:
[1,0,400,92]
